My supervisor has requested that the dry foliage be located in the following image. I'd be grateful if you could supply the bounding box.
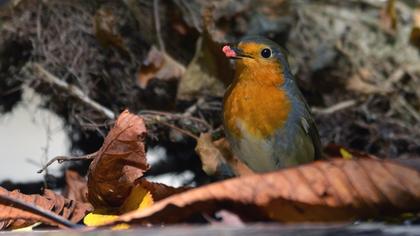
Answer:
[177,32,234,100]
[0,187,91,230]
[0,0,420,231]
[108,158,420,225]
[85,111,190,223]
[87,110,149,208]
[63,170,89,204]
[410,7,420,48]
[137,46,186,89]
[196,133,254,177]
[134,179,189,202]
[1,110,420,230]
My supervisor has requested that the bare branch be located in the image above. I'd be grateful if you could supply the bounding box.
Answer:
[153,0,165,52]
[37,152,98,174]
[312,100,357,115]
[157,120,199,140]
[397,96,420,123]
[31,63,115,120]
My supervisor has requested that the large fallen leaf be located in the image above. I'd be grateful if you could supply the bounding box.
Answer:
[0,187,91,230]
[87,110,149,208]
[134,179,190,202]
[137,46,186,89]
[106,158,420,224]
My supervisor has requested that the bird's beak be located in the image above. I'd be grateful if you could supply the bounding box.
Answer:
[222,45,252,59]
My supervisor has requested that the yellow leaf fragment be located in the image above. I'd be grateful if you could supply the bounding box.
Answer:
[121,185,154,213]
[339,148,353,160]
[83,185,153,227]
[84,212,118,227]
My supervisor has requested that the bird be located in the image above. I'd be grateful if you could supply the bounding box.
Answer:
[222,36,321,172]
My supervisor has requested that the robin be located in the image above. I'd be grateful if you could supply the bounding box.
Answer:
[222,36,321,172]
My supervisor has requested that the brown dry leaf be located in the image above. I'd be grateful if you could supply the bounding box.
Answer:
[94,6,128,56]
[346,68,389,94]
[106,158,420,224]
[0,187,54,230]
[83,179,187,227]
[410,7,420,49]
[63,170,89,204]
[43,190,92,223]
[137,46,186,89]
[87,110,149,208]
[0,187,91,230]
[195,133,254,177]
[176,31,234,100]
[84,184,153,228]
[135,178,190,202]
[379,0,397,34]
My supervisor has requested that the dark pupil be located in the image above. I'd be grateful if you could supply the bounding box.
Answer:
[261,48,271,58]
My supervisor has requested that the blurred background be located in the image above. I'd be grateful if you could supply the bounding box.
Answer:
[0,0,419,193]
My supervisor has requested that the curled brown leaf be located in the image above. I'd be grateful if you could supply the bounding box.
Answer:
[87,110,149,208]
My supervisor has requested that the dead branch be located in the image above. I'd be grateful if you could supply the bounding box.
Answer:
[37,152,98,174]
[312,100,357,115]
[161,120,198,139]
[396,96,420,123]
[30,63,116,120]
[145,117,199,140]
[153,0,165,52]
[140,110,211,130]
[183,97,206,116]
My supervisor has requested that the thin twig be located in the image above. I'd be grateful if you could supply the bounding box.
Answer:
[153,0,165,52]
[397,96,420,123]
[37,152,98,174]
[31,63,115,120]
[156,120,199,140]
[0,194,80,229]
[184,97,205,116]
[312,100,357,115]
[141,110,212,131]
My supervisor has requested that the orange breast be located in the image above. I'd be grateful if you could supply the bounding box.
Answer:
[223,68,291,139]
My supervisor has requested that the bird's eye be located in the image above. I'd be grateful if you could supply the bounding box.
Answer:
[261,48,271,58]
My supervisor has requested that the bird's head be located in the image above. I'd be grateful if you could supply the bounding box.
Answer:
[223,36,290,85]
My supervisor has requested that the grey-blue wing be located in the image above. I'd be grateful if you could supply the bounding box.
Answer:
[283,77,322,161]
[296,91,322,160]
